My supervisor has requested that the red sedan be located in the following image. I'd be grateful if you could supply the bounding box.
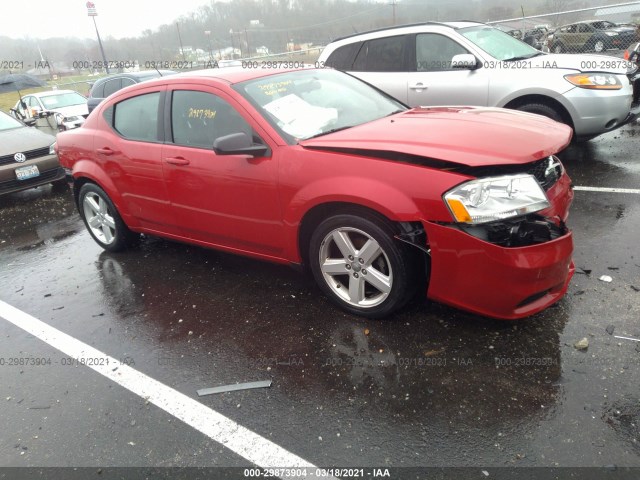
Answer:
[55,67,574,320]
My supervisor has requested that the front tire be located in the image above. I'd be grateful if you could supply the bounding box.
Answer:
[593,40,605,52]
[515,102,563,124]
[309,214,419,319]
[78,183,137,252]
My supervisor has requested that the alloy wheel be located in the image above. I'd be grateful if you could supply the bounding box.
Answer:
[318,227,393,308]
[83,192,117,245]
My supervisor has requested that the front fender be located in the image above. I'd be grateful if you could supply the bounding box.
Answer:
[282,177,423,261]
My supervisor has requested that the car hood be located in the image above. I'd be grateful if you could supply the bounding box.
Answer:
[532,53,630,74]
[48,104,89,117]
[0,126,55,154]
[300,107,572,167]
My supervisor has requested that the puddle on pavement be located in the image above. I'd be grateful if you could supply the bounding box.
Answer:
[90,239,568,432]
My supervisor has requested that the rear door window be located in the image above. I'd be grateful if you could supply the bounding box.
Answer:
[113,92,161,142]
[352,35,406,72]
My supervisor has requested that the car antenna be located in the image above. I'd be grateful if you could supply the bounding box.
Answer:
[154,67,163,77]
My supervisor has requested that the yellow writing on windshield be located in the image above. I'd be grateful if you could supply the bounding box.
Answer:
[257,80,293,97]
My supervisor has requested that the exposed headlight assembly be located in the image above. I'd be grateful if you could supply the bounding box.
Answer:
[564,73,622,89]
[444,174,550,224]
[49,142,56,155]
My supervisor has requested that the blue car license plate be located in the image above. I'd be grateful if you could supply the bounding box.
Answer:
[15,165,40,181]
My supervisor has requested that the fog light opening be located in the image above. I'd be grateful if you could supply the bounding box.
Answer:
[605,119,618,129]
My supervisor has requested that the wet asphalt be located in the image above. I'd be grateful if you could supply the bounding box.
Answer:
[0,120,639,474]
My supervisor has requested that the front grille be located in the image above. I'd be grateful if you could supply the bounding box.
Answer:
[527,156,562,190]
[0,146,51,166]
[465,156,562,191]
[0,167,64,193]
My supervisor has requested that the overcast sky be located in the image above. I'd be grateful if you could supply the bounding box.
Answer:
[0,0,212,39]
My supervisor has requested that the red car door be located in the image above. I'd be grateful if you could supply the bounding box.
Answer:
[161,85,284,258]
[94,86,182,235]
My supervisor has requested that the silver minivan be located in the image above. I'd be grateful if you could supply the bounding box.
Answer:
[318,22,636,140]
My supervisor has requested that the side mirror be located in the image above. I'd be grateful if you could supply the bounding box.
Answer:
[213,132,269,157]
[451,54,478,70]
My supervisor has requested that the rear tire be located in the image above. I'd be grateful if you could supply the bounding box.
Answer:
[553,43,564,53]
[78,183,137,252]
[593,40,605,53]
[309,213,420,319]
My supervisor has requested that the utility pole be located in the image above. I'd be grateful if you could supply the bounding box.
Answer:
[176,22,186,61]
[86,2,110,74]
[205,30,213,61]
[390,0,397,26]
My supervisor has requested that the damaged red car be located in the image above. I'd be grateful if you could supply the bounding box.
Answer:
[55,68,574,320]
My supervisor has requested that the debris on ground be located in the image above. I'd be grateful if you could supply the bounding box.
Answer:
[576,268,592,275]
[606,325,615,336]
[197,380,272,397]
[614,335,640,343]
[574,338,589,350]
[631,286,640,292]
[599,275,613,283]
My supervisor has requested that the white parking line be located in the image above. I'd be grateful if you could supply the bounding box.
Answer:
[0,299,320,475]
[574,186,640,194]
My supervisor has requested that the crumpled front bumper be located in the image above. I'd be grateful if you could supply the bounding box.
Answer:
[424,220,574,320]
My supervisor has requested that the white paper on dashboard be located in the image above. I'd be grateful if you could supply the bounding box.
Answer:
[264,94,337,138]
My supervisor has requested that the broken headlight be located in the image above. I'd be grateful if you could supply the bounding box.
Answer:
[444,174,550,224]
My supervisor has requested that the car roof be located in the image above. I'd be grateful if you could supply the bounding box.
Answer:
[92,70,176,85]
[559,20,616,27]
[331,21,484,43]
[31,90,82,97]
[140,66,315,87]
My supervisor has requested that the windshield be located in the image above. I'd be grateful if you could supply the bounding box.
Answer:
[235,69,406,142]
[40,92,86,109]
[0,111,24,130]
[460,26,541,61]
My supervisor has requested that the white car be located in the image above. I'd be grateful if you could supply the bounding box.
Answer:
[11,90,88,131]
[318,21,637,140]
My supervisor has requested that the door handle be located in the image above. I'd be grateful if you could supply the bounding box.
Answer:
[409,82,427,90]
[96,147,114,156]
[165,156,190,166]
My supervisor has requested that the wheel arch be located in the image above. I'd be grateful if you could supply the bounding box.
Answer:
[71,160,133,224]
[503,94,574,130]
[297,201,428,272]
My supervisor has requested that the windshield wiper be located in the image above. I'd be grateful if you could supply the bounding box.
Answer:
[305,125,354,139]
[386,109,405,117]
[504,52,544,61]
